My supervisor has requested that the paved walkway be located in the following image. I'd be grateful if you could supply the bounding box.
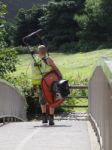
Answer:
[0,119,100,150]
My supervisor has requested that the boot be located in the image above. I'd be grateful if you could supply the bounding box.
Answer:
[42,113,48,124]
[49,115,55,126]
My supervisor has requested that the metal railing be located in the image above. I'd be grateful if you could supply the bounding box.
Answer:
[0,79,27,124]
[61,85,88,108]
[89,58,112,150]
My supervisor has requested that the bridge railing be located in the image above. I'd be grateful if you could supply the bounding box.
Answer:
[89,58,112,150]
[0,79,27,124]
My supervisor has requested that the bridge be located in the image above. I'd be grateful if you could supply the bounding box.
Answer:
[0,57,112,150]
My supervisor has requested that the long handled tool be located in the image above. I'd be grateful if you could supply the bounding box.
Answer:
[22,29,46,64]
[22,29,51,89]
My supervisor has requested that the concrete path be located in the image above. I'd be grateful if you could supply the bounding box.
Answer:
[0,120,98,150]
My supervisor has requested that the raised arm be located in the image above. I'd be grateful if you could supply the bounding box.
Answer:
[47,57,62,79]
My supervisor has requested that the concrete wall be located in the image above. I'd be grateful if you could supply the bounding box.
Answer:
[89,58,112,150]
[0,79,27,121]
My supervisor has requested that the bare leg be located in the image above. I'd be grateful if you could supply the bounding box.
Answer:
[41,105,47,113]
[49,107,55,115]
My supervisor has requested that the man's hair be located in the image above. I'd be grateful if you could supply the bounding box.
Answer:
[38,45,47,51]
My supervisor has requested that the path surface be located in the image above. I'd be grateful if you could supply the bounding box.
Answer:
[0,113,100,150]
[0,121,91,150]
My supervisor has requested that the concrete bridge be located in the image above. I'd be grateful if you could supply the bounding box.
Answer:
[0,57,112,150]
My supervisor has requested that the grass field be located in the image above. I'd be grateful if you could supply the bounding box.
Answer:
[11,49,112,112]
[13,49,112,83]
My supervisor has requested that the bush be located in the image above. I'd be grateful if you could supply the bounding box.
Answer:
[14,46,38,54]
[0,48,18,77]
[14,46,30,54]
[76,41,112,52]
[59,42,78,53]
[77,41,100,52]
[0,1,7,48]
[96,42,112,50]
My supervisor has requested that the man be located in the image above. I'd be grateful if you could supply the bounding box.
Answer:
[32,45,62,126]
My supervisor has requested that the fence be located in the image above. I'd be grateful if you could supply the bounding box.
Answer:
[0,79,27,123]
[89,58,112,150]
[61,85,88,109]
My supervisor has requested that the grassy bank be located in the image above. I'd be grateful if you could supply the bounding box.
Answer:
[13,49,112,83]
[10,49,112,112]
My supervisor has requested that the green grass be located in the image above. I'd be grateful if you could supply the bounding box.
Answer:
[10,49,112,112]
[13,49,112,83]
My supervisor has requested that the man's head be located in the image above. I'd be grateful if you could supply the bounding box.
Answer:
[37,45,47,57]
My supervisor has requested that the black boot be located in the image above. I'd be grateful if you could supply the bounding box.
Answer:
[42,113,48,124]
[49,115,55,126]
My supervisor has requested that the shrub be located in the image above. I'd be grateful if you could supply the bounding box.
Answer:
[0,1,7,48]
[76,41,112,52]
[14,46,38,54]
[14,46,30,54]
[0,48,18,77]
[77,41,100,52]
[59,42,78,53]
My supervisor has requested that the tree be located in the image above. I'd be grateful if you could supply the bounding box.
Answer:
[13,1,85,52]
[0,1,17,78]
[14,5,44,46]
[99,0,112,42]
[4,21,16,46]
[40,1,84,51]
[76,0,112,49]
[76,0,102,41]
[0,48,17,77]
[0,0,7,48]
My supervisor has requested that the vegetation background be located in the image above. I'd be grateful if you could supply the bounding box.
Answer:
[0,0,112,119]
[2,0,48,19]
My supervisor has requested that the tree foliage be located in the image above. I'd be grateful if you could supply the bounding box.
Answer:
[99,0,112,42]
[14,5,44,45]
[76,0,112,48]
[0,1,7,48]
[40,1,81,51]
[4,0,112,51]
[13,1,85,51]
[0,1,18,78]
[0,48,18,78]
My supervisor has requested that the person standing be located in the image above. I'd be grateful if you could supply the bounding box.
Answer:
[32,45,62,125]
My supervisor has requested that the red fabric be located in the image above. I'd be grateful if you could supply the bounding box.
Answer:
[41,71,64,108]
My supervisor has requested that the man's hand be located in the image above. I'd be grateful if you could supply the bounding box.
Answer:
[32,85,39,98]
[33,85,38,92]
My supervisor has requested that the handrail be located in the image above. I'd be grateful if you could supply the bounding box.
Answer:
[99,57,112,87]
[89,57,112,150]
[0,79,27,123]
